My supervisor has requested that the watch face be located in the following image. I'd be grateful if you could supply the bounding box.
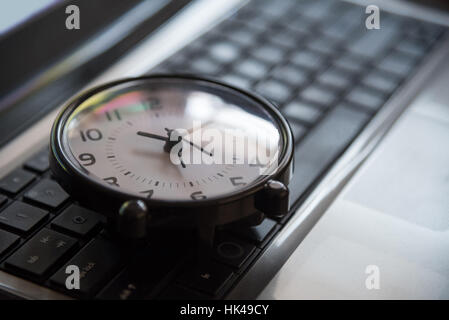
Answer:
[57,77,287,202]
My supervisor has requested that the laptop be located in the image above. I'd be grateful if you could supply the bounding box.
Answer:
[0,0,448,299]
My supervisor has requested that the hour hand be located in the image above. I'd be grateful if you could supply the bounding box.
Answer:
[136,131,168,142]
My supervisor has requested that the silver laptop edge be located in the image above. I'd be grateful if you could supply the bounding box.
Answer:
[0,0,447,299]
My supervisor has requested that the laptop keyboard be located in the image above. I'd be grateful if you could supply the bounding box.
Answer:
[0,0,446,299]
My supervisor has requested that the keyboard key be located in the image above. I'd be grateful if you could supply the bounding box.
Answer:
[24,179,69,209]
[269,28,303,49]
[24,149,50,173]
[51,238,122,297]
[0,201,48,234]
[0,169,35,195]
[296,0,335,20]
[177,261,234,296]
[252,45,285,64]
[290,104,369,201]
[5,228,76,277]
[271,65,309,87]
[213,233,256,269]
[190,57,221,74]
[51,205,104,238]
[0,194,7,207]
[209,41,240,63]
[377,52,416,77]
[98,240,187,300]
[321,7,360,40]
[346,21,399,58]
[222,73,252,89]
[362,71,400,94]
[345,87,385,112]
[396,38,427,58]
[300,84,337,107]
[318,67,352,90]
[333,55,366,74]
[235,58,269,79]
[226,28,256,45]
[306,36,338,56]
[0,230,20,256]
[290,50,325,71]
[283,100,322,125]
[229,217,277,246]
[255,79,292,104]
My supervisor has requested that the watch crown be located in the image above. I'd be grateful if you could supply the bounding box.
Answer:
[255,180,289,218]
[117,200,149,239]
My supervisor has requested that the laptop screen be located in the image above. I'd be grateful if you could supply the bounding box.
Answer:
[0,0,60,37]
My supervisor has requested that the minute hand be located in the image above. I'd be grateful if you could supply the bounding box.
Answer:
[165,128,213,157]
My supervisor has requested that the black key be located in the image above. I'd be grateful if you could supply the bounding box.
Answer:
[0,194,7,207]
[208,41,240,63]
[346,20,399,58]
[0,230,20,256]
[0,169,35,195]
[213,233,256,269]
[318,67,352,90]
[222,73,252,89]
[296,0,335,20]
[24,149,50,173]
[345,87,385,112]
[362,71,400,94]
[98,241,186,300]
[396,38,427,58]
[229,218,277,246]
[290,104,370,202]
[226,28,257,46]
[255,79,291,104]
[24,179,69,208]
[0,201,48,234]
[377,52,416,77]
[190,57,221,74]
[333,54,366,74]
[51,205,104,238]
[159,285,210,300]
[283,100,322,125]
[290,50,325,71]
[269,28,303,49]
[177,261,234,296]
[251,45,285,64]
[300,84,337,108]
[306,36,338,56]
[271,65,309,87]
[5,228,76,277]
[50,238,122,297]
[321,6,360,40]
[235,58,269,79]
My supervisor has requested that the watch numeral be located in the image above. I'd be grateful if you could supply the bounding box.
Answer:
[103,177,119,187]
[143,98,162,110]
[78,153,96,166]
[105,110,121,121]
[80,129,103,141]
[230,176,246,186]
[191,191,207,200]
[140,189,154,199]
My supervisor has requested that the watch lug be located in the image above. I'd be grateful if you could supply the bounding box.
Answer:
[255,180,289,218]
